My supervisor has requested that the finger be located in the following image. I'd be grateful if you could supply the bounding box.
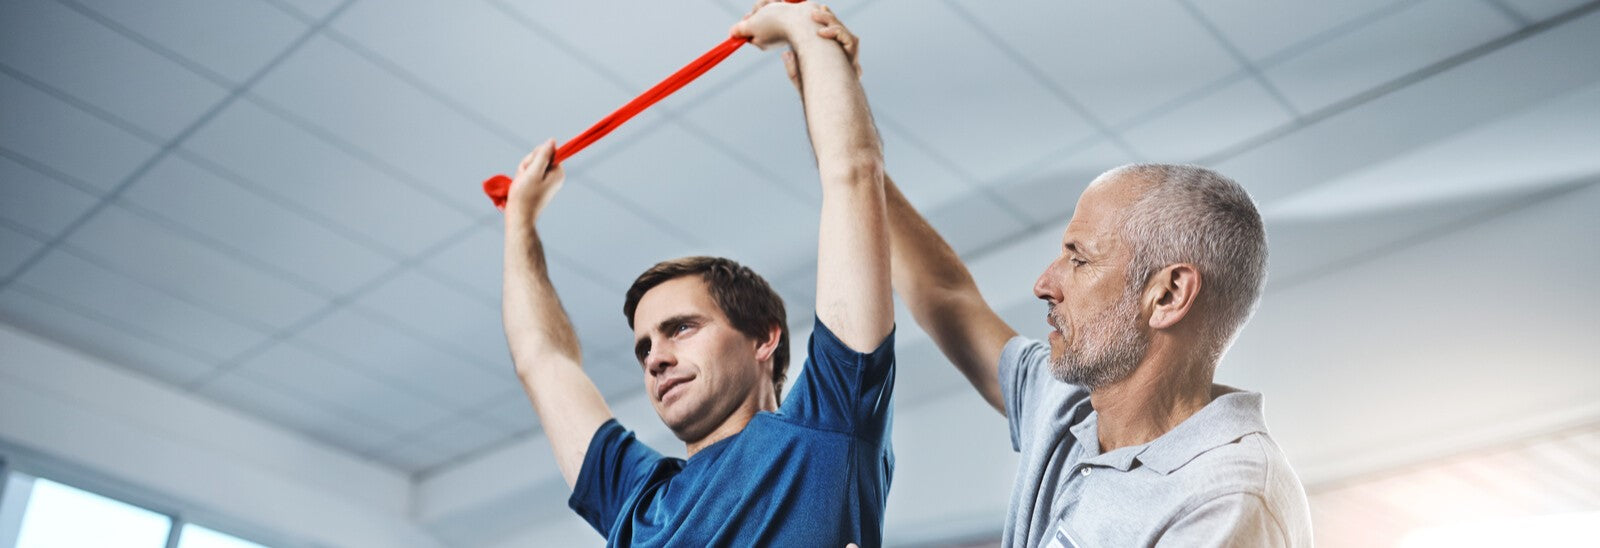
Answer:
[529,139,556,175]
[518,150,536,176]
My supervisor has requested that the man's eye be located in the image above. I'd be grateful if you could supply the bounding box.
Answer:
[1070,258,1087,267]
[674,323,694,335]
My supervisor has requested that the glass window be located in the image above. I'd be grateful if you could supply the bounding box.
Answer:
[13,478,170,548]
[178,524,270,548]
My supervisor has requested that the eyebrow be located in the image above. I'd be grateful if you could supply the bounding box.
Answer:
[634,313,705,362]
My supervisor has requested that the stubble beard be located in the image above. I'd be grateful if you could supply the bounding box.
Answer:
[1049,287,1149,390]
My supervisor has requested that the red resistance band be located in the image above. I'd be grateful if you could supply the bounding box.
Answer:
[483,1,801,211]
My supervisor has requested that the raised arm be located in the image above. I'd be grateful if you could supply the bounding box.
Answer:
[502,140,613,488]
[735,2,891,351]
[768,5,1015,412]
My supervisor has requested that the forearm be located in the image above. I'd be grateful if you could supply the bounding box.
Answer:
[885,176,1013,410]
[790,15,893,350]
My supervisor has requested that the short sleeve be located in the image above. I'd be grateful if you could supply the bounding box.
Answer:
[779,316,895,437]
[998,336,1056,452]
[567,419,667,536]
[1156,493,1291,548]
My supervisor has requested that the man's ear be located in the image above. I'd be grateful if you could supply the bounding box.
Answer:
[1146,263,1201,330]
[754,324,784,366]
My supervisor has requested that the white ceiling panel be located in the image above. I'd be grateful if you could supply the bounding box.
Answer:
[0,225,46,278]
[71,0,308,85]
[1264,0,1518,114]
[586,353,647,401]
[473,395,539,434]
[1194,0,1405,63]
[959,0,1240,127]
[879,123,986,214]
[197,372,404,456]
[678,62,822,205]
[992,140,1134,223]
[0,72,158,192]
[0,287,217,385]
[61,204,327,331]
[1121,76,1294,162]
[353,270,509,370]
[583,123,820,278]
[541,256,636,357]
[1501,0,1593,21]
[179,99,476,257]
[849,0,1097,184]
[120,156,397,296]
[328,0,630,147]
[924,192,1030,256]
[0,0,229,140]
[387,415,510,471]
[379,436,460,473]
[418,225,503,303]
[270,0,343,23]
[13,250,270,360]
[230,340,460,432]
[530,179,694,285]
[493,0,745,95]
[0,155,99,237]
[290,307,515,408]
[248,35,523,210]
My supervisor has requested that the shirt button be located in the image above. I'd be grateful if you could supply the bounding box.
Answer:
[1080,467,1091,476]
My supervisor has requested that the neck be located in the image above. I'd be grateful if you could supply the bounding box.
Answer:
[683,395,774,457]
[1088,340,1213,452]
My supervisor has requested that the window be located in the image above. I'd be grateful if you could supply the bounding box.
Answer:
[0,468,273,548]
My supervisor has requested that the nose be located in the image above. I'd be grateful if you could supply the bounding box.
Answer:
[1035,258,1062,303]
[645,346,675,377]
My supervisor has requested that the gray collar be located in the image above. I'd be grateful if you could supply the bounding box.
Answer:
[1069,385,1269,475]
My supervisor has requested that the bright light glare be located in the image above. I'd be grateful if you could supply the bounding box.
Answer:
[1399,511,1600,548]
[14,478,170,548]
[179,524,271,548]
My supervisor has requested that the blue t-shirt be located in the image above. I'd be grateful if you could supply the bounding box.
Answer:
[568,317,896,547]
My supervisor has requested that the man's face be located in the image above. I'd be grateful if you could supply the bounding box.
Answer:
[632,276,769,443]
[1033,175,1151,389]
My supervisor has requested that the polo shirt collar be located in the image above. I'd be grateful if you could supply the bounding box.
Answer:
[1134,385,1268,475]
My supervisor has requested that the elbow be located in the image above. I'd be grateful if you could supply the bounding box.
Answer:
[821,155,885,189]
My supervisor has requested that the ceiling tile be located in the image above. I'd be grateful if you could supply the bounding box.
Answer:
[0,72,159,192]
[121,155,397,295]
[63,205,327,331]
[0,225,46,278]
[268,0,342,22]
[1194,0,1405,62]
[13,250,270,360]
[493,0,745,96]
[542,256,636,356]
[198,372,402,456]
[418,225,502,303]
[879,123,980,213]
[1500,0,1592,22]
[587,353,647,401]
[232,340,460,432]
[292,308,513,408]
[0,155,99,237]
[1121,77,1294,162]
[0,0,230,140]
[376,438,455,474]
[993,140,1135,223]
[1263,0,1518,114]
[678,62,822,205]
[72,0,308,84]
[0,287,217,386]
[474,395,538,433]
[925,192,1029,256]
[248,35,523,211]
[847,1,1096,185]
[959,0,1240,127]
[353,270,507,368]
[530,179,696,286]
[386,415,509,467]
[582,123,820,279]
[179,98,476,256]
[329,0,630,147]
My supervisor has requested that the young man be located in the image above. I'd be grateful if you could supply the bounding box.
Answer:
[500,2,895,545]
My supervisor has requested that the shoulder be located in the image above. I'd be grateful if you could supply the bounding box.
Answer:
[1167,434,1311,538]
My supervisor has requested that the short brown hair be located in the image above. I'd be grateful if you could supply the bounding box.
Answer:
[623,256,790,403]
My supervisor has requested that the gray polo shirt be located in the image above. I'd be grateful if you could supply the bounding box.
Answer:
[998,337,1313,547]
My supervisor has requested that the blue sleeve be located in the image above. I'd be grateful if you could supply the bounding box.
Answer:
[779,316,896,438]
[567,419,665,536]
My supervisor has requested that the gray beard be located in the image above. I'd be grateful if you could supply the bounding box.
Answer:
[1049,289,1148,390]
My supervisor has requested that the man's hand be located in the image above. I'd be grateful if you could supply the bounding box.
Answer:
[778,4,861,94]
[506,138,565,220]
[730,0,815,50]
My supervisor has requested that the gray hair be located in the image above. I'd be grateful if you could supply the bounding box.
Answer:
[1099,164,1268,363]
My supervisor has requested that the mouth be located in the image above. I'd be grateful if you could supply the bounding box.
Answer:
[657,376,692,402]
